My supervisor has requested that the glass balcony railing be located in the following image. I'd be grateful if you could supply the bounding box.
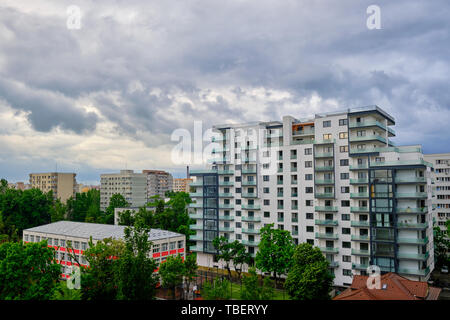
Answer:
[219,193,233,197]
[315,233,339,240]
[350,192,369,198]
[397,237,428,245]
[395,177,426,183]
[352,263,369,270]
[350,207,369,212]
[189,192,203,197]
[219,181,234,186]
[349,135,387,144]
[219,203,234,209]
[241,204,261,210]
[189,246,204,252]
[241,240,260,246]
[315,193,335,198]
[397,252,429,260]
[351,221,370,227]
[190,235,203,241]
[315,206,338,212]
[351,235,370,241]
[314,166,334,171]
[218,170,234,175]
[395,193,428,198]
[315,179,334,185]
[219,215,234,221]
[242,181,257,186]
[242,228,260,234]
[319,247,339,254]
[241,216,261,222]
[398,267,430,276]
[188,203,202,208]
[349,164,369,170]
[292,129,315,136]
[219,227,234,232]
[315,219,338,226]
[350,178,369,184]
[189,224,202,230]
[351,249,370,256]
[241,169,257,174]
[396,207,427,214]
[314,152,334,158]
[241,193,257,198]
[291,139,315,145]
[397,222,428,229]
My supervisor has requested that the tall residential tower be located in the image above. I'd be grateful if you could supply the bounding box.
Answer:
[188,106,434,289]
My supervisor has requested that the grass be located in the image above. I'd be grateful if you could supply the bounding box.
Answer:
[228,281,288,300]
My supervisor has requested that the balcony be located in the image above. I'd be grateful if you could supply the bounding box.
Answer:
[189,169,217,175]
[351,249,370,256]
[315,219,338,226]
[189,246,204,252]
[242,228,259,234]
[395,177,426,184]
[314,139,335,145]
[349,134,387,144]
[351,221,370,227]
[218,170,234,175]
[398,267,430,277]
[349,120,396,135]
[315,152,334,158]
[189,192,203,197]
[219,215,234,221]
[219,203,234,209]
[314,166,334,172]
[352,263,369,270]
[395,193,428,199]
[350,178,369,184]
[242,169,257,174]
[219,193,233,198]
[349,164,369,170]
[315,193,335,199]
[242,216,261,222]
[396,207,427,214]
[241,204,261,210]
[188,214,203,219]
[242,193,257,198]
[190,224,203,230]
[315,179,335,185]
[219,181,234,186]
[397,237,428,245]
[189,203,202,208]
[350,207,369,213]
[291,139,315,145]
[242,240,260,246]
[315,233,339,240]
[190,235,203,241]
[350,192,369,199]
[292,128,315,136]
[370,159,433,168]
[319,247,339,254]
[351,235,370,241]
[397,252,429,261]
[397,222,428,229]
[315,206,338,212]
[219,227,234,232]
[190,181,203,187]
[242,181,257,186]
[328,261,339,268]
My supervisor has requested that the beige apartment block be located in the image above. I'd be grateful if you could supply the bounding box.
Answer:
[29,172,77,203]
[143,170,174,198]
[173,178,193,193]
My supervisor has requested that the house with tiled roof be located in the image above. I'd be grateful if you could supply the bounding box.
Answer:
[333,273,441,300]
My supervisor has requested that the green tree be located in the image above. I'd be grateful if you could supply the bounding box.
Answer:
[285,243,334,300]
[66,189,101,223]
[115,221,158,300]
[433,225,450,268]
[201,278,231,300]
[80,237,124,300]
[50,199,67,222]
[231,241,252,282]
[213,236,234,280]
[255,224,295,286]
[51,281,82,300]
[183,253,198,299]
[104,194,129,225]
[0,240,61,299]
[240,267,275,300]
[159,254,185,300]
[117,209,135,226]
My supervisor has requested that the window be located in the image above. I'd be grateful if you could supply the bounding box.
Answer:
[339,132,348,139]
[341,200,350,207]
[339,119,348,126]
[178,240,184,249]
[323,133,332,140]
[162,243,168,251]
[81,242,87,250]
[342,228,351,235]
[341,186,349,193]
[304,148,312,155]
[342,242,351,249]
[305,174,313,180]
[153,244,160,253]
[305,187,313,193]
[74,241,80,249]
[340,159,349,166]
[340,146,348,153]
[263,187,269,193]
[264,211,270,218]
[306,226,314,232]
[170,242,176,250]
[263,175,270,182]
[343,255,351,262]
[323,120,331,128]
[305,161,312,168]
[341,214,350,221]
[236,222,242,228]
[340,173,349,180]
[305,200,313,206]
[235,210,241,217]
[306,212,314,219]
[263,199,270,205]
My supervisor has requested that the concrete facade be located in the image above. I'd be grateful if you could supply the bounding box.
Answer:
[29,172,77,203]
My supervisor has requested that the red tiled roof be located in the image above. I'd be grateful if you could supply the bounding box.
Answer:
[334,273,440,300]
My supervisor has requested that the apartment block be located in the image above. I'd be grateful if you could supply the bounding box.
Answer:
[424,153,450,232]
[188,105,435,289]
[100,170,147,210]
[29,172,77,203]
[23,221,185,278]
[143,170,173,198]
[173,178,193,193]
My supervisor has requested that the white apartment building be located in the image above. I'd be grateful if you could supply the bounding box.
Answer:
[100,170,147,210]
[23,221,186,278]
[424,153,450,232]
[188,105,435,289]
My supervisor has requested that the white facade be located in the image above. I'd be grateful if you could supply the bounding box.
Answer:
[100,170,147,210]
[189,105,434,288]
[424,153,450,232]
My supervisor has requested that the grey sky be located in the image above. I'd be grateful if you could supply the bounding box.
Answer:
[0,0,449,184]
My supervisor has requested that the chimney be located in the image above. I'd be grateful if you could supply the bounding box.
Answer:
[187,166,190,179]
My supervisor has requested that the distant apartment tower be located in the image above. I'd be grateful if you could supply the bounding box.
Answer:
[173,178,193,193]
[143,170,173,198]
[100,170,147,210]
[188,105,435,289]
[424,153,450,232]
[29,172,77,203]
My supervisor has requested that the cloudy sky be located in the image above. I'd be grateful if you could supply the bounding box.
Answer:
[0,0,449,184]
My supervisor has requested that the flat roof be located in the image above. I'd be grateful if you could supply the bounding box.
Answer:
[24,221,183,241]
